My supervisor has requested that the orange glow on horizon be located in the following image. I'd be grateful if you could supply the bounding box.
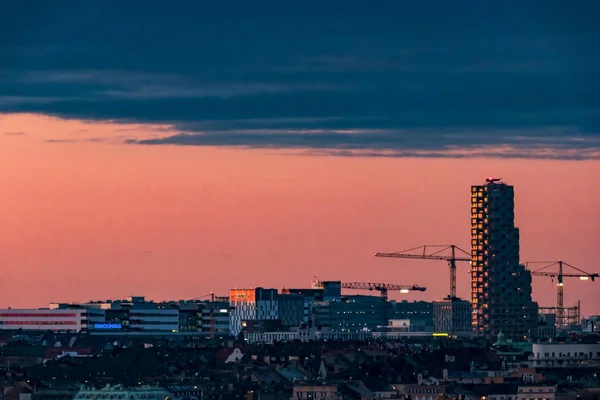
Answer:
[1,113,599,315]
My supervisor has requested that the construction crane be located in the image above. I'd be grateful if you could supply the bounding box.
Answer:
[188,293,229,302]
[525,260,598,328]
[313,280,426,301]
[375,244,470,299]
[313,280,426,335]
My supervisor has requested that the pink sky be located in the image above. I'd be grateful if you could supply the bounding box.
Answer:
[1,113,599,315]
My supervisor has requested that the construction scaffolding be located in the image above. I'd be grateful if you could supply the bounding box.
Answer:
[539,302,581,328]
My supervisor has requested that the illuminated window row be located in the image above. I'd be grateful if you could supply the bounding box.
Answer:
[0,313,78,318]
[0,321,78,325]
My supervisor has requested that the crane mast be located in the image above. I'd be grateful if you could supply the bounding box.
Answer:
[525,260,598,328]
[375,244,470,299]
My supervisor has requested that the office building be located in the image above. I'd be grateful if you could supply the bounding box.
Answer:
[391,301,434,332]
[178,302,200,332]
[277,294,304,327]
[321,281,342,302]
[8,297,232,336]
[79,296,179,332]
[229,288,278,337]
[471,177,537,340]
[240,319,282,333]
[128,305,179,332]
[199,301,230,337]
[433,298,471,335]
[281,288,324,326]
[0,309,87,332]
[313,295,386,332]
[392,300,433,320]
[153,299,231,336]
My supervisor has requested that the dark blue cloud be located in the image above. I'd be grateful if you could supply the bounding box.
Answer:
[1,1,599,157]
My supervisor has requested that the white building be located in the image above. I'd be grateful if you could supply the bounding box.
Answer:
[245,331,301,344]
[528,343,600,368]
[0,309,86,332]
[245,329,375,344]
[50,303,107,325]
[74,384,171,400]
[517,386,557,400]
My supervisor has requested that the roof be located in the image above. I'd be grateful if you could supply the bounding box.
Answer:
[345,380,375,397]
[1,344,46,357]
[277,365,308,381]
[43,346,93,360]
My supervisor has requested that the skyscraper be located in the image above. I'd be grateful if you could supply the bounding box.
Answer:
[471,177,537,340]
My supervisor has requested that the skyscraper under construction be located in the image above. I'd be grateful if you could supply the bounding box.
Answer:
[471,177,537,340]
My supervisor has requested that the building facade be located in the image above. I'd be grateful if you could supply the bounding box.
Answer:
[7,297,232,336]
[471,177,537,340]
[517,386,557,400]
[0,309,86,332]
[80,296,179,332]
[229,288,278,337]
[321,281,342,301]
[74,385,171,400]
[582,315,600,332]
[433,298,471,335]
[392,300,434,331]
[291,384,342,400]
[278,294,304,327]
[313,295,386,332]
[128,306,179,332]
[528,343,600,368]
[281,288,324,326]
[199,301,230,337]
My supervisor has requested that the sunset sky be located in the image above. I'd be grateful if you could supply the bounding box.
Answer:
[1,2,599,314]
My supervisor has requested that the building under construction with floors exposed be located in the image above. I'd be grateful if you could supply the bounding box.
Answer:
[471,177,538,340]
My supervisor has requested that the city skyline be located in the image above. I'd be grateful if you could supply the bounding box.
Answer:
[1,117,598,315]
[1,2,599,319]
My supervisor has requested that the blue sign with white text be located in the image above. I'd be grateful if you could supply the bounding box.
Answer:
[94,323,122,329]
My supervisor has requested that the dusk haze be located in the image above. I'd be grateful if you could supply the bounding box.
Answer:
[1,0,599,351]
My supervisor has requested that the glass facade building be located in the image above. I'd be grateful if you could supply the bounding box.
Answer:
[313,295,386,332]
[471,178,537,340]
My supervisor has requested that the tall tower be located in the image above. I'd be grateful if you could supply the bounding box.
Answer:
[471,177,537,340]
